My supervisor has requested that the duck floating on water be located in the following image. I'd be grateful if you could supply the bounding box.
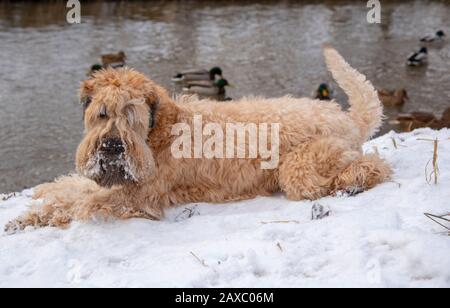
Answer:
[377,88,409,107]
[420,30,445,43]
[393,108,450,132]
[182,78,231,97]
[101,51,126,68]
[314,83,333,101]
[407,47,428,66]
[87,52,126,77]
[172,67,223,83]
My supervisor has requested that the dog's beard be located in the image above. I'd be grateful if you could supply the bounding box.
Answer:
[84,151,137,188]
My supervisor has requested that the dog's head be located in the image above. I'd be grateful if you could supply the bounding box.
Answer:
[76,68,166,188]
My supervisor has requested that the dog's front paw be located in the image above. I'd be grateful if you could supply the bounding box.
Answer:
[4,218,28,235]
[4,211,44,234]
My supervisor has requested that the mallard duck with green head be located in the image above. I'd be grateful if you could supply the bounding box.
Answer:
[407,47,428,66]
[314,83,333,100]
[420,30,445,43]
[87,63,103,77]
[172,67,223,83]
[182,78,231,96]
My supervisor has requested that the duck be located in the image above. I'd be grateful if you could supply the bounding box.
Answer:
[182,78,230,96]
[314,83,333,101]
[101,51,126,68]
[87,63,103,77]
[377,88,409,107]
[420,30,445,43]
[407,47,428,66]
[393,107,450,132]
[172,67,223,83]
[430,108,450,129]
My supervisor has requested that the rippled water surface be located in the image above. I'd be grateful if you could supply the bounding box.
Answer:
[0,0,449,192]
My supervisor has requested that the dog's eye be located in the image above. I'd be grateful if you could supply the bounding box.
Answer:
[81,96,92,120]
[81,96,92,111]
[99,105,108,119]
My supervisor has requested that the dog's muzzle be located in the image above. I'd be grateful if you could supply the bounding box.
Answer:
[90,137,136,187]
[100,138,125,156]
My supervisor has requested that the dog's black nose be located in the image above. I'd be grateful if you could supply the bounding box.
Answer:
[100,138,125,155]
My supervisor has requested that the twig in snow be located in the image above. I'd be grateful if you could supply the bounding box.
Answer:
[418,137,450,143]
[189,251,219,274]
[261,220,300,225]
[372,146,379,155]
[424,213,450,233]
[388,181,402,188]
[432,139,439,185]
[175,205,200,222]
[391,137,398,149]
[277,242,283,252]
[190,251,208,268]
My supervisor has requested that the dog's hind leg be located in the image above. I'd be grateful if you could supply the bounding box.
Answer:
[279,138,363,201]
[279,138,391,201]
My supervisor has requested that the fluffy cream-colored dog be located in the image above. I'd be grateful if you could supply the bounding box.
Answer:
[5,47,391,232]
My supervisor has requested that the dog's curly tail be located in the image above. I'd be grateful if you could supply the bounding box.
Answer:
[323,46,383,141]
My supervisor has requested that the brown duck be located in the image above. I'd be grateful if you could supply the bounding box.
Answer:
[101,51,126,68]
[394,107,450,132]
[378,89,409,107]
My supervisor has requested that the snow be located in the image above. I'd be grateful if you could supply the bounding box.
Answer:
[1,129,449,288]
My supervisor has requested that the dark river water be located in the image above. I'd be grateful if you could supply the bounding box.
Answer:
[0,0,449,193]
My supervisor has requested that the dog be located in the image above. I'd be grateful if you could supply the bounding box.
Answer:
[4,47,391,233]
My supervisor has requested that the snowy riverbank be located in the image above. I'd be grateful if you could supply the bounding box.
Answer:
[0,129,449,287]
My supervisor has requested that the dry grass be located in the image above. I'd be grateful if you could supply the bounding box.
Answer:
[372,146,379,155]
[424,213,450,235]
[391,137,398,149]
[418,138,440,185]
[261,220,300,225]
[423,138,439,185]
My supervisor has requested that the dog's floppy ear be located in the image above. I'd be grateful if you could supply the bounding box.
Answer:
[143,90,159,129]
[79,79,95,120]
[143,83,168,129]
[80,79,94,97]
[149,98,159,129]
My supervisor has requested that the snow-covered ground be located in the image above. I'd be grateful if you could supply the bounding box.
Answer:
[0,129,449,288]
